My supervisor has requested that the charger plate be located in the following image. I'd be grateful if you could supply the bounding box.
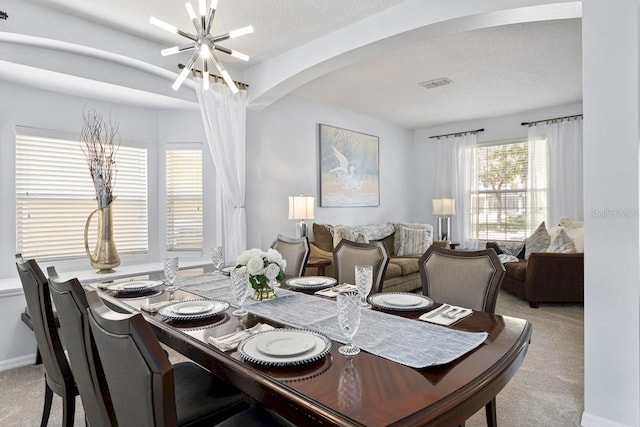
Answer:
[158,299,229,321]
[238,329,331,367]
[286,276,337,290]
[368,292,434,312]
[106,280,164,294]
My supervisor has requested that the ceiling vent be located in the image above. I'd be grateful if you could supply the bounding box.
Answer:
[419,77,452,89]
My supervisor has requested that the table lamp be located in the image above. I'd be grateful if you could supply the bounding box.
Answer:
[432,198,456,241]
[288,194,315,238]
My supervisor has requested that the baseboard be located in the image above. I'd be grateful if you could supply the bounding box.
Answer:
[0,353,36,372]
[582,412,637,427]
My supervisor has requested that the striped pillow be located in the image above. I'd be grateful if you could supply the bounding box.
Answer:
[524,222,550,259]
[394,223,433,256]
[546,229,576,253]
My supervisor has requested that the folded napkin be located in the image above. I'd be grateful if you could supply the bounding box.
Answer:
[314,283,358,298]
[419,304,473,326]
[208,323,275,351]
[140,298,184,314]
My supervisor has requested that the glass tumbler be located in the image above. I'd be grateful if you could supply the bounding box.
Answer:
[336,291,361,356]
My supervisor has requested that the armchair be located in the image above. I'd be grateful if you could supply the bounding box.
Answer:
[486,242,584,308]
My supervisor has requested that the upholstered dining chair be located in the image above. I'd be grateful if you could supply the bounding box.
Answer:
[47,267,115,427]
[270,234,310,277]
[85,291,295,427]
[333,240,390,294]
[15,254,78,427]
[418,245,505,427]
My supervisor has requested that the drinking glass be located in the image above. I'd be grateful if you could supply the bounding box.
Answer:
[336,291,361,356]
[230,269,250,317]
[163,256,179,298]
[355,265,373,309]
[211,246,224,274]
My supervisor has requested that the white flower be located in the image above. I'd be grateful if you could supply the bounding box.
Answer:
[236,250,252,266]
[248,248,264,258]
[246,256,265,275]
[265,248,283,265]
[264,263,281,280]
[235,265,247,273]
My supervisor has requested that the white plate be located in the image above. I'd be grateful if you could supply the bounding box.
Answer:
[106,280,164,293]
[171,301,216,315]
[257,334,316,357]
[158,299,228,320]
[286,276,337,290]
[239,329,331,366]
[368,292,434,311]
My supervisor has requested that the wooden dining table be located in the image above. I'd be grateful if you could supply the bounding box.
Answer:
[91,267,532,427]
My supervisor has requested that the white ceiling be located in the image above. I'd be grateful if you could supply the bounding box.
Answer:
[23,0,582,130]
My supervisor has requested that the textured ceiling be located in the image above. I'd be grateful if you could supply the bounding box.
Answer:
[22,1,582,129]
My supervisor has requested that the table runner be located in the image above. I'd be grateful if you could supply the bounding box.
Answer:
[174,274,488,368]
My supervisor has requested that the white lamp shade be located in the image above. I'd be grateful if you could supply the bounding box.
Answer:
[288,195,315,220]
[432,198,456,216]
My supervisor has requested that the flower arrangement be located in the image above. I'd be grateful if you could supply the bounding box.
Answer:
[81,108,120,209]
[236,248,287,300]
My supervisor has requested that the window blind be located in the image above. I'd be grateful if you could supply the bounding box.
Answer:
[166,148,203,251]
[16,129,148,260]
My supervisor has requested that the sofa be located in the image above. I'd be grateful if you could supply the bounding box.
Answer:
[486,240,584,308]
[307,222,433,293]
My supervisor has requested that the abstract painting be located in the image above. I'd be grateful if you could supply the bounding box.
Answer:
[319,124,379,207]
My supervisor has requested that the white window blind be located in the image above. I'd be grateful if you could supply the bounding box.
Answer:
[16,127,148,260]
[166,147,203,251]
[472,139,546,241]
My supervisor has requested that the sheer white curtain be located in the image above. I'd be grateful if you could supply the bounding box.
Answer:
[434,132,480,248]
[195,79,248,263]
[526,117,583,231]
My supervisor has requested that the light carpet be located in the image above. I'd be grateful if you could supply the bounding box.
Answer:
[0,290,583,426]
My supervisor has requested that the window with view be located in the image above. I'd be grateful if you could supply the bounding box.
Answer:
[472,139,547,241]
[15,127,148,260]
[165,146,203,251]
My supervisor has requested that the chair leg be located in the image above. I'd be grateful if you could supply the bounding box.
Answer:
[61,388,76,427]
[485,398,497,427]
[40,383,54,427]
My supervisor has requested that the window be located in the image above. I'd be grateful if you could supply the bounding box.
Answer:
[472,139,547,241]
[16,127,148,260]
[165,147,203,251]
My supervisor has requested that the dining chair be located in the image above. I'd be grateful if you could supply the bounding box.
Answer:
[47,267,116,427]
[15,254,78,427]
[270,234,311,277]
[85,291,295,427]
[333,240,390,294]
[418,245,505,427]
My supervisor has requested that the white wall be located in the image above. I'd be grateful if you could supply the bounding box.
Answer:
[582,1,640,426]
[245,94,416,249]
[412,102,583,232]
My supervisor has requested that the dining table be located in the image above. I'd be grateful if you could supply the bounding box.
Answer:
[89,266,532,427]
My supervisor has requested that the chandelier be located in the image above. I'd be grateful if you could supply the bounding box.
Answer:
[150,0,253,93]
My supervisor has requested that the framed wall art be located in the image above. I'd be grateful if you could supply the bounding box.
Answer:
[318,124,379,207]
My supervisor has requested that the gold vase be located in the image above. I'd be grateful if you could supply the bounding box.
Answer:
[84,201,120,273]
[252,285,277,301]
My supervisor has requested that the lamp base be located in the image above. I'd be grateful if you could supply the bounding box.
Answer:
[296,221,308,238]
[437,216,451,242]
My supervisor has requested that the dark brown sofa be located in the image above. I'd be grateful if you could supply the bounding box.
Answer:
[486,242,584,308]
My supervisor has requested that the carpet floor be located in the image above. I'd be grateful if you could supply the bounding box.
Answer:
[0,290,583,426]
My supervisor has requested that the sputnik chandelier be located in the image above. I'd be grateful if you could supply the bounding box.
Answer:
[150,0,253,93]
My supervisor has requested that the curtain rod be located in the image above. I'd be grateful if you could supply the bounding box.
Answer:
[521,114,582,127]
[428,128,484,140]
[178,64,249,90]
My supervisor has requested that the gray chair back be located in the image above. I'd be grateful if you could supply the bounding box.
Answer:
[15,255,75,407]
[47,268,115,427]
[419,246,505,313]
[270,234,310,277]
[333,240,390,294]
[86,291,178,427]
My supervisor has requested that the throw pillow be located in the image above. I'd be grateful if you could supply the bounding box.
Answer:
[331,224,368,248]
[546,229,577,253]
[524,222,550,259]
[394,223,434,256]
[564,226,584,253]
[312,223,334,252]
[350,222,395,241]
[496,241,526,258]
